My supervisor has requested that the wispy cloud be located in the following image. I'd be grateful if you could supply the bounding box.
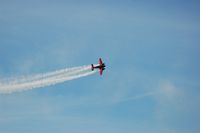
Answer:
[114,91,155,103]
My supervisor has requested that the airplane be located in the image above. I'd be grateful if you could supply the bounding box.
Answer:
[91,58,106,75]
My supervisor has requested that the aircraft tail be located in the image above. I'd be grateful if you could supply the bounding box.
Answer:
[91,64,94,71]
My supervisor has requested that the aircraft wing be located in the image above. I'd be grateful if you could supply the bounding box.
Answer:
[99,58,103,65]
[100,68,103,75]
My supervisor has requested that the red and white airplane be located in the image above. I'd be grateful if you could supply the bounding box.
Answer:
[91,58,106,75]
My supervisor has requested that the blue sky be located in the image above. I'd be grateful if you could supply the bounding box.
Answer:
[0,0,200,133]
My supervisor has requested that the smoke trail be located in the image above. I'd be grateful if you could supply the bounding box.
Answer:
[0,65,97,94]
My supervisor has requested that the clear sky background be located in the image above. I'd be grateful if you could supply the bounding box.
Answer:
[0,0,200,133]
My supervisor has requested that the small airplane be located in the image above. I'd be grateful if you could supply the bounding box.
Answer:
[91,58,106,75]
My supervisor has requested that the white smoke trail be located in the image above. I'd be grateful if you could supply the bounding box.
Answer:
[1,66,87,84]
[0,65,97,94]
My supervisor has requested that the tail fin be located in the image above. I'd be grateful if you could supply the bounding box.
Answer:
[91,64,94,71]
